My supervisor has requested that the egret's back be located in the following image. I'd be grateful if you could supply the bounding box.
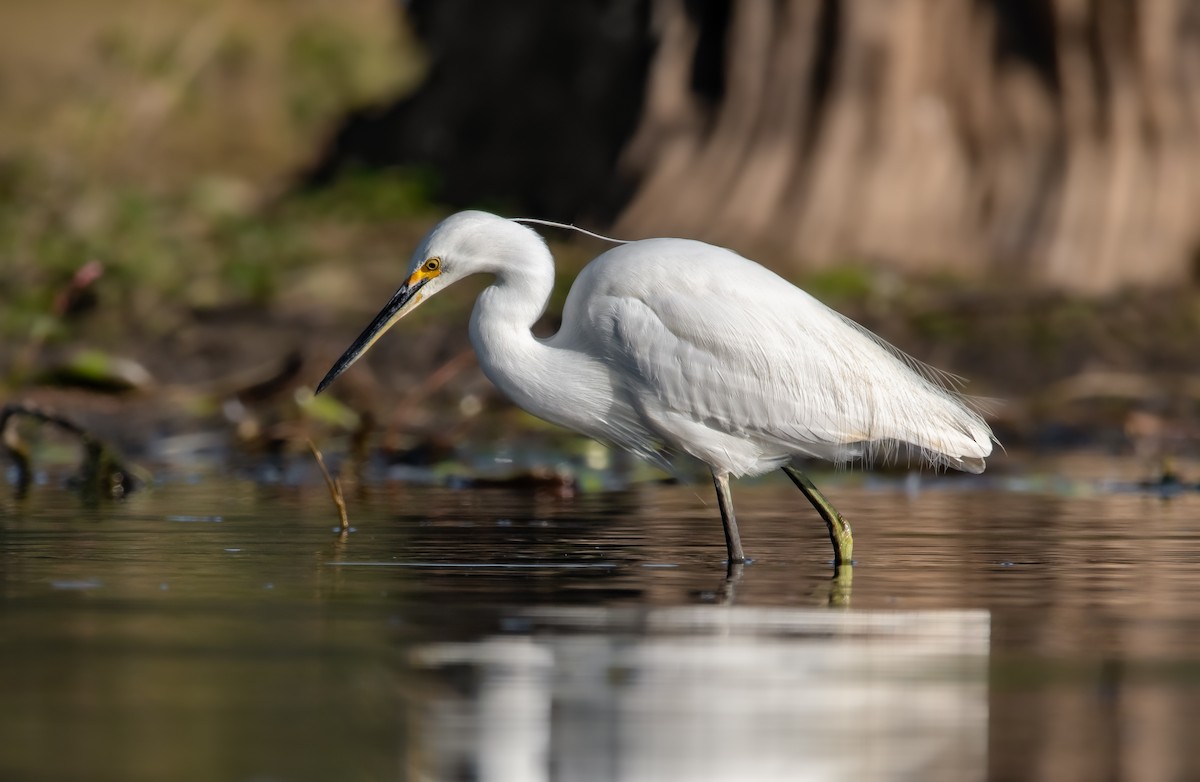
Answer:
[558,238,993,477]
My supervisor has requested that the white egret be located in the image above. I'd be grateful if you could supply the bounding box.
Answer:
[317,210,993,566]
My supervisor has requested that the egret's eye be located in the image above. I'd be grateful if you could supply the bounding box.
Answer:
[423,257,441,273]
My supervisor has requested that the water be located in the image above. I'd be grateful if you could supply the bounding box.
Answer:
[2,467,1199,781]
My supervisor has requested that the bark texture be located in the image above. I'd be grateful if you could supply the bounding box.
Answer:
[310,0,1200,292]
[619,0,1200,292]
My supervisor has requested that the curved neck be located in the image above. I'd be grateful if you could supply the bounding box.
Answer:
[467,245,610,434]
[468,245,555,400]
[473,250,555,335]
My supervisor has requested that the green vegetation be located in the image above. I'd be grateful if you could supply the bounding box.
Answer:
[0,0,441,387]
[802,264,877,305]
[0,163,444,356]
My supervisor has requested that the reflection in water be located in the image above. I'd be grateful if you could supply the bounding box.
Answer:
[409,607,990,782]
[3,468,1200,780]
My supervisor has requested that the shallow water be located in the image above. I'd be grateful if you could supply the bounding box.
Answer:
[2,467,1199,781]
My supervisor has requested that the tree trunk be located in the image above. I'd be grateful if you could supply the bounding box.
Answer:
[310,0,1200,293]
[618,0,1200,292]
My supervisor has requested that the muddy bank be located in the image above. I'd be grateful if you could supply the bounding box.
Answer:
[5,248,1198,487]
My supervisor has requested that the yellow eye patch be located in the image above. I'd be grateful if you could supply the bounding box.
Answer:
[408,256,442,284]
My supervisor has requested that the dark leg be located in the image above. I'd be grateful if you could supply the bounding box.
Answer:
[711,471,746,564]
[720,561,744,603]
[782,465,854,566]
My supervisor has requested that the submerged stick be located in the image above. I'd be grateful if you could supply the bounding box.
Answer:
[306,438,350,531]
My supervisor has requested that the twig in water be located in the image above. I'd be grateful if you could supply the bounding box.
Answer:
[306,438,349,531]
[0,402,140,497]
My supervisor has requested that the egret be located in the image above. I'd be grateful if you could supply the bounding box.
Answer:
[316,211,993,566]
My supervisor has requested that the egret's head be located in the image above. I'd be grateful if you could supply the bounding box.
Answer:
[315,211,540,394]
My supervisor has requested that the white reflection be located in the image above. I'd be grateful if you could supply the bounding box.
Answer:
[410,608,989,782]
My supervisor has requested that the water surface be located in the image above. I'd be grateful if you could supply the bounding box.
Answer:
[2,468,1198,781]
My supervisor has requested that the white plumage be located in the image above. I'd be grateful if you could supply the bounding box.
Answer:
[317,210,994,567]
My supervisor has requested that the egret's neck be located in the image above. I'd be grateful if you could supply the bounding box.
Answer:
[468,248,556,398]
[471,253,554,337]
[468,247,608,433]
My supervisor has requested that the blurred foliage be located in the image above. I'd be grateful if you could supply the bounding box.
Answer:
[0,160,443,358]
[289,168,440,223]
[0,0,444,383]
[803,265,877,304]
[0,0,451,398]
[36,349,155,393]
[0,0,424,186]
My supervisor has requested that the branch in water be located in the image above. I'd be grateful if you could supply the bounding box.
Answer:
[0,402,141,497]
[306,438,350,531]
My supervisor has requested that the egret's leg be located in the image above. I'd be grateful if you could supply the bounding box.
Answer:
[782,466,854,566]
[720,561,744,602]
[826,565,853,607]
[711,471,746,564]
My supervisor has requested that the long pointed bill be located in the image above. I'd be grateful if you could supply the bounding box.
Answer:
[316,277,430,394]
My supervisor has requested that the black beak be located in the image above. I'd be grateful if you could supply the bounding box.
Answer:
[316,278,429,395]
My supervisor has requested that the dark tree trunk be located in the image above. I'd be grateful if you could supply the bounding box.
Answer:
[620,0,1200,292]
[308,0,1200,293]
[303,0,655,223]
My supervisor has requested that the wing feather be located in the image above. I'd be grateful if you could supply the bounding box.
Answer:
[580,256,992,471]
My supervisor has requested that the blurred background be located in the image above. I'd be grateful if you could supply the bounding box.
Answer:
[5,4,1200,782]
[2,0,1198,474]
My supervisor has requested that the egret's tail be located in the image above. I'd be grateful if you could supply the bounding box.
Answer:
[821,301,995,473]
[890,393,994,474]
[933,451,988,475]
